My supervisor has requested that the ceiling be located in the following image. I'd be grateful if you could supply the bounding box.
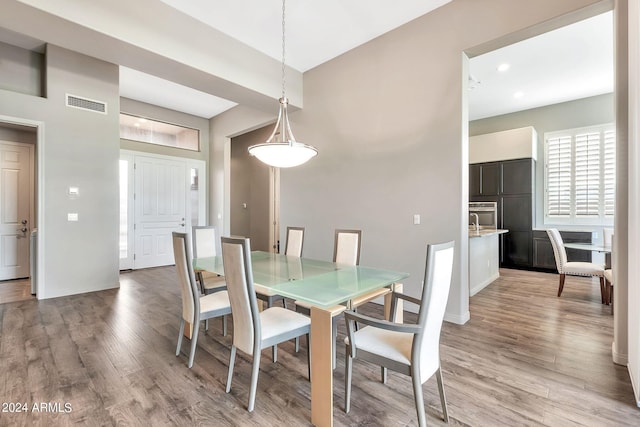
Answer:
[468,11,613,121]
[0,1,614,121]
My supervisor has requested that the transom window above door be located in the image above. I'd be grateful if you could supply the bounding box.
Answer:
[119,113,200,152]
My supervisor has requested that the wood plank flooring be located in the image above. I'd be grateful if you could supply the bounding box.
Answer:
[0,267,638,426]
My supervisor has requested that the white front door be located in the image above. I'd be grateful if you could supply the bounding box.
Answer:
[0,141,32,280]
[134,155,186,269]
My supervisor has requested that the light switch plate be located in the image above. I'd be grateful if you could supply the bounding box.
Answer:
[413,214,421,225]
[68,213,79,222]
[68,186,79,196]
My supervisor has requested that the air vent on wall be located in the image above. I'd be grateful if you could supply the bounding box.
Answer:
[65,94,107,114]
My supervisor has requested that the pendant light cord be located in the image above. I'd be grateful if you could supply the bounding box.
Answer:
[281,0,286,99]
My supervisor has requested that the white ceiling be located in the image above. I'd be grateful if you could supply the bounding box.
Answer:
[125,0,451,118]
[468,11,614,120]
[0,1,614,121]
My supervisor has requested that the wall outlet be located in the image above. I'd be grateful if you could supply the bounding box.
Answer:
[67,213,79,221]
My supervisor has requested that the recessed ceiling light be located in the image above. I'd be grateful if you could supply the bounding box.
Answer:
[140,119,147,123]
[134,123,140,127]
[497,63,510,72]
[514,91,524,99]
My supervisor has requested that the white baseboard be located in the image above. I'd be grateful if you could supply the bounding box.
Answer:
[469,272,500,297]
[612,341,629,366]
[444,310,470,325]
[628,356,640,407]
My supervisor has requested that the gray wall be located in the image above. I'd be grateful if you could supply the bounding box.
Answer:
[470,93,614,231]
[0,44,120,299]
[230,125,271,251]
[0,126,36,144]
[0,41,43,96]
[211,0,606,322]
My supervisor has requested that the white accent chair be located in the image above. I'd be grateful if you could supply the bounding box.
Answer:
[172,232,232,368]
[546,228,606,302]
[252,227,304,310]
[343,241,455,427]
[221,236,311,412]
[192,226,227,295]
[294,229,364,367]
[284,226,305,257]
[604,232,614,310]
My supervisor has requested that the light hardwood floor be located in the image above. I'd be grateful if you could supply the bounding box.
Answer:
[0,267,638,426]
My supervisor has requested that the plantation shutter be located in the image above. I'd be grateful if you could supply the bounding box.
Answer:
[603,129,616,217]
[546,136,572,217]
[574,132,601,216]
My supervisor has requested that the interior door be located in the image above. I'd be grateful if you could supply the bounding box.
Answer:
[134,155,186,269]
[0,141,32,280]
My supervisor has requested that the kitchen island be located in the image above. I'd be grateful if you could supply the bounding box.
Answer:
[469,228,508,296]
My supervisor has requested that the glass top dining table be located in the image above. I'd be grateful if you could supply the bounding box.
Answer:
[194,250,409,427]
[193,251,409,308]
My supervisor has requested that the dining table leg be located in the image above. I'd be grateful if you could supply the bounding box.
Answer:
[310,305,344,427]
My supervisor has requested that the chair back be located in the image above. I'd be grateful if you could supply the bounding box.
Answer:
[285,226,305,257]
[221,236,261,355]
[192,226,217,258]
[546,228,567,274]
[172,232,200,323]
[603,228,614,247]
[414,241,455,383]
[334,229,362,266]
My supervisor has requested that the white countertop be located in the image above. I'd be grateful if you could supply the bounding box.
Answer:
[468,228,509,238]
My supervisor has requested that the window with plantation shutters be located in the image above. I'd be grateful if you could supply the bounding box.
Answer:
[544,124,615,223]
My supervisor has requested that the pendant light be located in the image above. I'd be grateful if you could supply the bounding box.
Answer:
[248,0,318,168]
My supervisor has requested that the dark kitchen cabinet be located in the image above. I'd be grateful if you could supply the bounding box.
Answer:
[502,158,534,195]
[470,158,535,269]
[532,230,593,271]
[469,162,500,196]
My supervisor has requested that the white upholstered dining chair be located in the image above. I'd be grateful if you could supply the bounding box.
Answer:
[294,229,365,367]
[172,232,231,368]
[604,233,614,310]
[192,226,227,295]
[221,236,311,412]
[284,226,305,257]
[343,240,455,427]
[546,228,606,302]
[251,227,302,309]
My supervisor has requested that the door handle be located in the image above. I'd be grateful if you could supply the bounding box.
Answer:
[21,227,28,233]
[180,223,185,227]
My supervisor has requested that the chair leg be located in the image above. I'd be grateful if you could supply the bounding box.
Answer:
[557,274,566,297]
[226,345,236,393]
[611,285,614,314]
[247,351,261,412]
[205,319,209,331]
[436,367,449,423]
[295,336,300,352]
[345,347,353,413]
[381,367,387,384]
[176,319,185,356]
[599,276,606,304]
[188,318,201,368]
[265,298,279,363]
[412,371,427,427]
